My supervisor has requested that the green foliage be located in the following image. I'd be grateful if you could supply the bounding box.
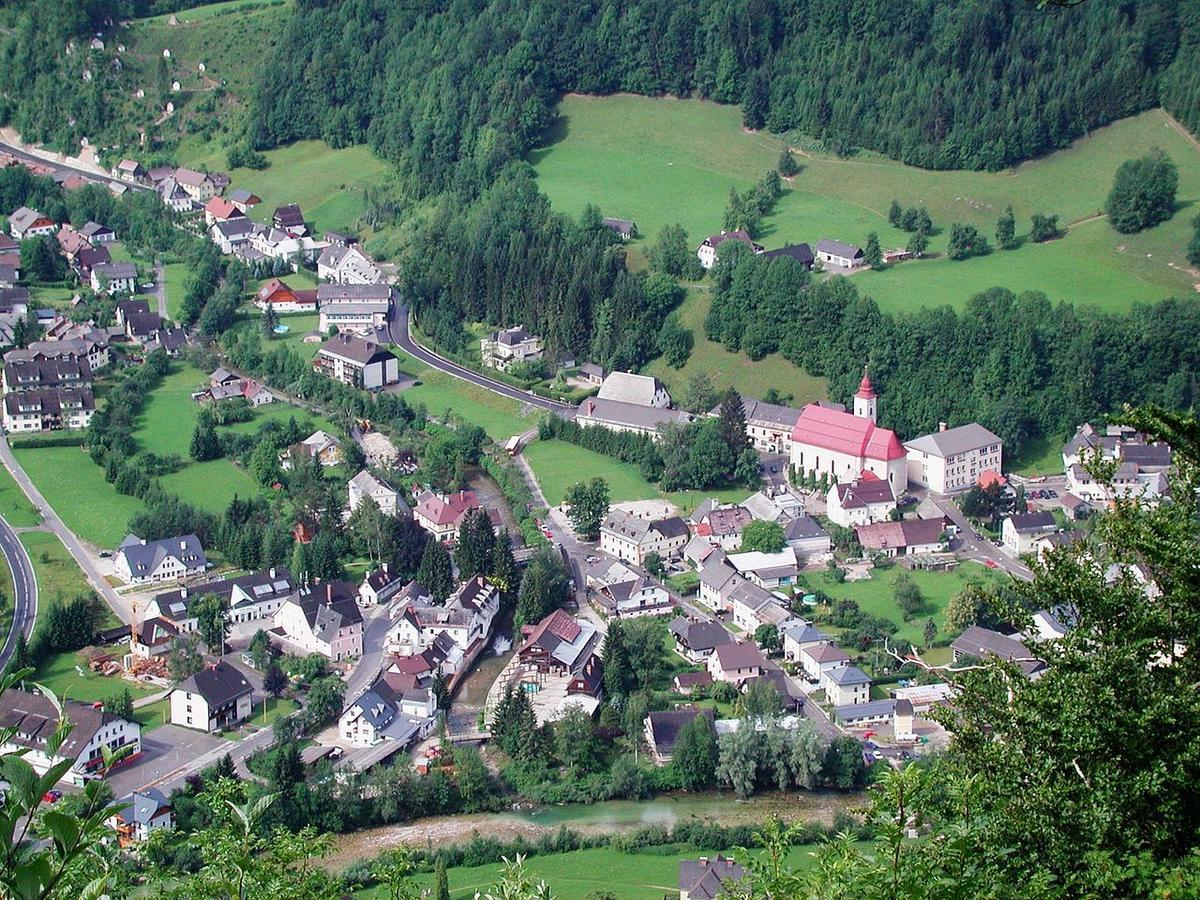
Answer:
[563,477,609,541]
[947,223,991,260]
[656,314,694,369]
[38,594,100,655]
[1106,148,1179,233]
[892,571,930,621]
[680,371,718,415]
[671,714,719,790]
[192,592,229,654]
[416,540,454,603]
[1029,212,1062,243]
[753,623,781,655]
[996,204,1017,249]
[454,509,497,580]
[515,548,570,630]
[863,232,883,270]
[777,149,800,178]
[740,520,785,554]
[1190,214,1200,266]
[649,224,701,280]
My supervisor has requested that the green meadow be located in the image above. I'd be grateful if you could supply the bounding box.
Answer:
[533,96,1200,314]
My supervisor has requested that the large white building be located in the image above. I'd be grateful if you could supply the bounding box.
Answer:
[905,423,1003,494]
[826,475,897,527]
[709,395,801,454]
[596,372,671,408]
[113,533,208,584]
[599,509,690,565]
[273,582,364,661]
[789,369,907,493]
[316,283,393,334]
[385,575,500,656]
[338,675,436,748]
[317,245,381,284]
[170,661,254,733]
[480,326,543,371]
[315,334,399,390]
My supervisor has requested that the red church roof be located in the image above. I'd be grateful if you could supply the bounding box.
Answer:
[855,368,876,400]
[791,404,905,461]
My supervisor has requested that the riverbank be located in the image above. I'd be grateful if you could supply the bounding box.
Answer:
[326,790,864,870]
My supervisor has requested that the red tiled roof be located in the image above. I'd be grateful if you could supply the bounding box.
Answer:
[415,491,479,526]
[791,404,905,461]
[204,197,241,220]
[977,469,1006,489]
[256,278,298,304]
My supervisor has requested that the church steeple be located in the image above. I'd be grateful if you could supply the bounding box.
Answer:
[853,364,877,423]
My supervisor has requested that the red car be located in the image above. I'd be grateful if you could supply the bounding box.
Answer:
[985,559,998,569]
[42,790,62,803]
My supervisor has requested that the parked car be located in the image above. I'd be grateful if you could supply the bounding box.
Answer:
[42,790,62,803]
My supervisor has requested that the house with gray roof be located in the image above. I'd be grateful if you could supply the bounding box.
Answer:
[146,566,296,628]
[951,625,1046,679]
[596,371,671,407]
[8,206,55,240]
[338,674,436,748]
[480,325,543,371]
[762,242,815,269]
[273,582,364,661]
[600,508,690,565]
[114,533,207,584]
[348,469,407,517]
[1001,511,1057,556]
[669,616,734,663]
[576,396,693,440]
[784,515,831,560]
[170,661,253,732]
[708,394,801,454]
[316,333,398,388]
[678,855,745,900]
[815,238,864,268]
[780,620,831,662]
[905,422,1003,494]
[110,788,174,845]
[644,707,713,765]
[822,664,871,706]
[90,261,137,295]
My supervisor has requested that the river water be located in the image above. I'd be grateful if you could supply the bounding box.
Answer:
[328,790,864,868]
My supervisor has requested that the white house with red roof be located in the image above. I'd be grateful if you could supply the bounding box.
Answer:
[413,489,480,542]
[789,368,907,494]
[826,473,897,527]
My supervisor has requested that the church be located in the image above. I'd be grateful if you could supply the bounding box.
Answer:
[789,369,907,495]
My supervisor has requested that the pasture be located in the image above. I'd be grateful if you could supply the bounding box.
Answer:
[391,350,535,442]
[533,96,1200,314]
[12,447,143,548]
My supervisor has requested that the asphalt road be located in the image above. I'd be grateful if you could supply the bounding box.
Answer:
[0,514,37,670]
[387,305,577,416]
[0,140,151,194]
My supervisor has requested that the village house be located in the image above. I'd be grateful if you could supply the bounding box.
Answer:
[203,196,244,227]
[601,217,637,239]
[781,620,831,663]
[386,575,501,657]
[316,283,393,333]
[1031,530,1085,562]
[836,698,897,728]
[111,159,147,184]
[57,224,92,260]
[79,221,115,244]
[597,371,672,407]
[173,167,217,202]
[90,262,137,295]
[696,230,764,269]
[2,355,91,394]
[480,325,544,371]
[75,244,111,277]
[762,243,815,269]
[600,508,689,565]
[170,661,254,732]
[210,217,255,254]
[113,533,207,584]
[593,573,673,619]
[728,580,792,631]
[951,625,1046,678]
[0,689,141,786]
[1,385,96,433]
[708,395,801,454]
[644,707,713,766]
[158,177,194,213]
[821,664,871,706]
[678,856,746,900]
[826,474,898,527]
[725,548,799,590]
[272,203,306,235]
[314,333,399,389]
[358,565,406,607]
[695,505,754,551]
[254,278,318,313]
[8,335,108,374]
[800,641,849,681]
[129,616,179,658]
[669,616,734,664]
[338,674,437,748]
[9,206,56,239]
[317,244,381,284]
[578,362,606,385]
[282,430,343,469]
[696,553,740,612]
[707,641,766,685]
[790,370,907,493]
[673,671,713,695]
[575,396,694,440]
[273,581,364,661]
[784,515,832,561]
[496,609,604,725]
[247,225,329,264]
[109,789,174,846]
[905,422,1003,495]
[227,188,261,214]
[147,567,296,629]
[1001,511,1058,556]
[815,238,865,268]
[855,518,947,557]
[413,489,481,542]
[347,469,408,517]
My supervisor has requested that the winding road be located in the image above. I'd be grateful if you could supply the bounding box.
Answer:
[387,305,576,416]
[0,514,37,670]
[0,140,151,195]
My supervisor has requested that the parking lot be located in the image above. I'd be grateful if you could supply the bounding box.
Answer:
[105,725,228,797]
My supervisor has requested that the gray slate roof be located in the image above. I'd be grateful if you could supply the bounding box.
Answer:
[177,661,251,707]
[816,238,863,258]
[117,533,206,576]
[904,423,1002,458]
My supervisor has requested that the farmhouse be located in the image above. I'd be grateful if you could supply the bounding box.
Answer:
[272,204,306,235]
[203,196,244,227]
[9,206,56,239]
[113,533,207,584]
[597,371,671,407]
[348,469,407,517]
[599,508,689,565]
[254,278,315,313]
[317,244,381,284]
[696,230,764,269]
[905,423,1003,494]
[282,430,343,468]
[112,159,147,183]
[826,474,897,527]
[669,616,734,664]
[644,708,713,766]
[315,333,399,389]
[170,661,253,732]
[781,620,831,663]
[575,396,694,440]
[109,789,174,846]
[855,517,947,557]
[90,262,137,295]
[1001,511,1057,556]
[480,325,543,371]
[0,689,140,786]
[339,675,436,748]
[79,221,115,243]
[227,188,261,214]
[316,283,393,333]
[413,489,481,541]
[815,238,865,268]
[762,243,815,269]
[173,167,217,202]
[272,581,364,661]
[789,369,907,493]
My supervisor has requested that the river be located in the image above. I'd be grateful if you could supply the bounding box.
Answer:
[327,790,864,869]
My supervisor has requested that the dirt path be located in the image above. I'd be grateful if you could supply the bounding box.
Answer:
[1161,110,1200,156]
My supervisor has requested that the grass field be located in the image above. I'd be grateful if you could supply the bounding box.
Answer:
[226,312,323,361]
[533,96,1200,314]
[809,561,1009,646]
[391,350,535,442]
[524,439,747,514]
[13,447,143,548]
[645,286,828,404]
[1008,435,1065,477]
[30,647,158,706]
[162,262,190,322]
[0,463,41,527]
[357,844,839,900]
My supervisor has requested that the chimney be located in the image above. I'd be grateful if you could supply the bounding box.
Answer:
[326,583,333,602]
[180,586,188,598]
[269,566,276,579]
[382,562,389,574]
[938,422,948,432]
[180,540,186,550]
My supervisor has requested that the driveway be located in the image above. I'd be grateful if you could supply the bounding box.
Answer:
[105,724,228,797]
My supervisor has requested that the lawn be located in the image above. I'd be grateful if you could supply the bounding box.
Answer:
[0,463,41,527]
[20,530,103,613]
[1008,435,1065,477]
[226,312,324,361]
[0,549,11,643]
[30,647,158,706]
[133,698,171,732]
[13,447,143,548]
[162,262,190,322]
[809,562,1009,646]
[391,350,535,442]
[644,286,828,405]
[533,96,1200,314]
[357,844,840,900]
[523,439,746,515]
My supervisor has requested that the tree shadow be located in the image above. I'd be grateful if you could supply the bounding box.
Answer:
[527,114,571,166]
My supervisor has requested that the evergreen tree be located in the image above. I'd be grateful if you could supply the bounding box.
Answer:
[777,149,799,177]
[490,531,518,595]
[888,199,902,226]
[742,70,769,130]
[417,540,454,602]
[923,617,937,648]
[434,857,450,900]
[1190,214,1200,266]
[602,619,631,700]
[189,416,222,462]
[996,204,1016,249]
[514,548,569,629]
[716,388,751,461]
[290,539,308,587]
[905,230,929,257]
[864,232,884,269]
[263,662,288,698]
